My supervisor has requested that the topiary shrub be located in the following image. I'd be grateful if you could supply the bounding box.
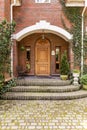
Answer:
[60,51,70,75]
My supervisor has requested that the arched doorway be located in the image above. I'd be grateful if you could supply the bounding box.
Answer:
[35,38,50,75]
[13,21,74,77]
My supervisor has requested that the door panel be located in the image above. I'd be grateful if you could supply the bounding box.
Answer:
[35,39,50,75]
[37,48,48,62]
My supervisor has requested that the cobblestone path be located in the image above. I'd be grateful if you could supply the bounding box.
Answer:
[0,99,87,130]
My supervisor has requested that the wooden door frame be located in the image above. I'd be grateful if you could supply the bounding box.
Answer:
[55,46,61,74]
[35,38,51,76]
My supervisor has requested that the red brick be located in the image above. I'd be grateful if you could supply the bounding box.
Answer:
[13,0,71,33]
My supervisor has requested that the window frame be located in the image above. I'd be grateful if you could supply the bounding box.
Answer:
[35,0,51,3]
[55,46,61,73]
[26,46,31,72]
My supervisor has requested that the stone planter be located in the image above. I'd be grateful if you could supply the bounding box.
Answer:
[73,73,79,85]
[60,75,68,80]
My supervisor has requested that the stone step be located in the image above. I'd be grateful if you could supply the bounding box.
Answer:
[1,90,87,100]
[16,79,71,86]
[8,85,80,93]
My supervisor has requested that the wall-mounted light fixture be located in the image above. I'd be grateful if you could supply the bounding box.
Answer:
[42,30,45,40]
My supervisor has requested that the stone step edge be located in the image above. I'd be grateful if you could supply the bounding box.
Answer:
[16,80,72,86]
[1,90,87,100]
[8,85,80,93]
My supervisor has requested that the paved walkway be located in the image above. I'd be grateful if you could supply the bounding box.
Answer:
[0,99,87,130]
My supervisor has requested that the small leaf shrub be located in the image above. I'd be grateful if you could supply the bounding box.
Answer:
[80,74,87,85]
[0,78,16,94]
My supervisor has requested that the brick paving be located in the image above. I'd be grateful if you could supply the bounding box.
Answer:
[0,99,87,130]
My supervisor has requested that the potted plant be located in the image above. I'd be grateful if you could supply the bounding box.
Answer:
[20,45,25,51]
[73,69,80,76]
[60,51,70,80]
[26,62,31,72]
[80,74,87,90]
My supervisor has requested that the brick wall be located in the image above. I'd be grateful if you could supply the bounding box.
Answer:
[5,0,10,21]
[0,0,5,22]
[13,0,71,33]
[0,0,10,22]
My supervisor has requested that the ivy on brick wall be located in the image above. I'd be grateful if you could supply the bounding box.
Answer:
[60,0,82,67]
[84,36,87,58]
[0,19,16,88]
[83,36,87,74]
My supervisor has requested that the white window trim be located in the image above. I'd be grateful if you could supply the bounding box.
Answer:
[35,0,50,3]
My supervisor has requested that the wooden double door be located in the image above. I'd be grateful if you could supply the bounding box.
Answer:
[35,39,50,75]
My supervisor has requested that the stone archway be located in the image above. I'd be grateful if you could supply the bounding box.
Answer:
[13,20,72,41]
